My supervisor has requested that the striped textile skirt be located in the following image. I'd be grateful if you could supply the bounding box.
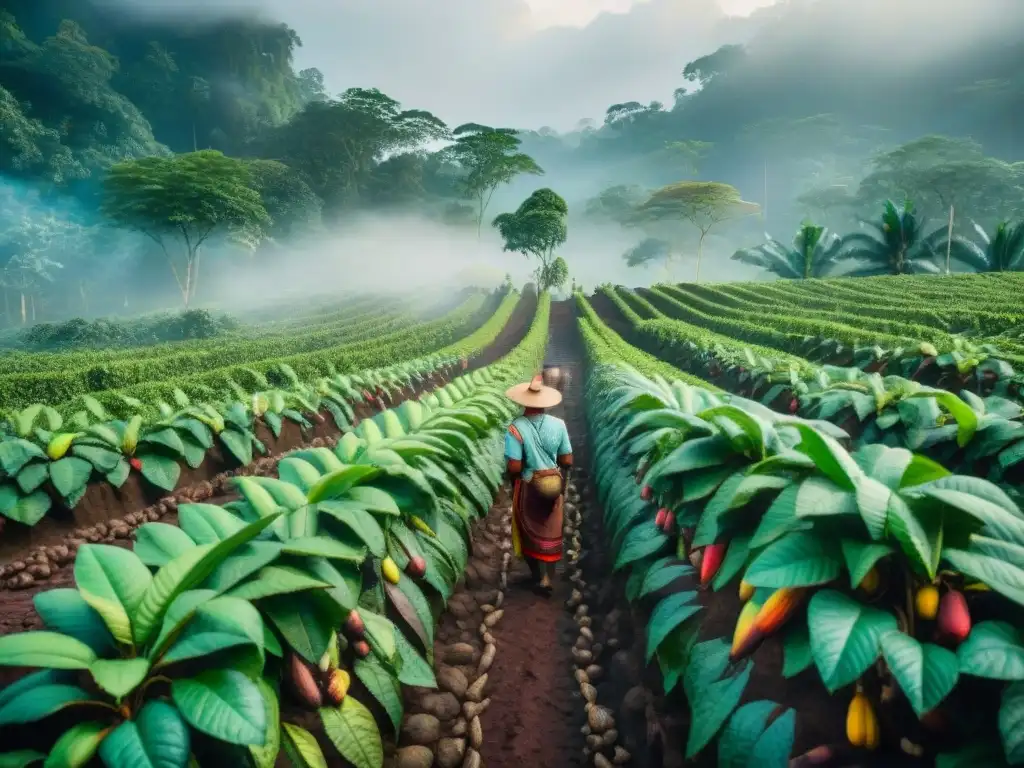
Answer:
[510,468,564,562]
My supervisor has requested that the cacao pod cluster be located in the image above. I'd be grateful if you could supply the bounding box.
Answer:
[287,652,351,710]
[344,609,372,659]
[916,584,971,645]
[654,507,675,534]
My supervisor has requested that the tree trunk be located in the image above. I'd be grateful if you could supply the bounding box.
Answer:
[20,292,26,325]
[30,294,36,323]
[3,289,9,326]
[80,281,88,314]
[695,232,708,283]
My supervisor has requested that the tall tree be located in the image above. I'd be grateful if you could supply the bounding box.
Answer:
[101,150,269,307]
[265,88,448,211]
[0,213,66,324]
[631,182,760,283]
[443,124,543,237]
[492,188,568,290]
[682,44,746,88]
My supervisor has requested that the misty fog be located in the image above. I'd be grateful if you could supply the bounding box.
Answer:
[1,0,1022,335]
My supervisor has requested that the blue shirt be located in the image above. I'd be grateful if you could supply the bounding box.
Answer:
[504,413,572,481]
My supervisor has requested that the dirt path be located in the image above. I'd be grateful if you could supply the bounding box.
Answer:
[478,299,586,768]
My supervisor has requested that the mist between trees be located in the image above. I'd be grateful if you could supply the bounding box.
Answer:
[0,0,1021,332]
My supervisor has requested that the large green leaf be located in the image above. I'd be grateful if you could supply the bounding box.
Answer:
[263,592,342,665]
[782,625,812,679]
[177,504,247,544]
[320,697,383,768]
[317,502,387,556]
[393,629,435,687]
[614,522,670,571]
[958,621,1024,681]
[718,701,794,768]
[355,658,403,735]
[686,662,752,759]
[49,457,92,498]
[32,589,116,655]
[0,683,93,726]
[44,721,108,768]
[134,524,197,568]
[840,539,894,589]
[133,513,280,645]
[779,421,863,490]
[0,487,51,525]
[74,544,153,646]
[249,678,281,768]
[159,597,264,668]
[0,749,46,767]
[744,532,840,589]
[139,452,182,492]
[639,561,693,598]
[89,658,150,700]
[225,566,331,602]
[98,700,191,768]
[1000,682,1024,765]
[880,632,959,716]
[0,631,97,670]
[171,669,266,746]
[282,536,366,562]
[281,723,328,768]
[887,495,943,580]
[808,590,897,692]
[646,592,700,662]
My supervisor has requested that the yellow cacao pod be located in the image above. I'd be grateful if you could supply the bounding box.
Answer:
[846,691,880,749]
[858,567,881,595]
[915,585,939,620]
[410,516,436,537]
[738,580,755,602]
[46,432,79,460]
[325,668,351,706]
[382,557,401,584]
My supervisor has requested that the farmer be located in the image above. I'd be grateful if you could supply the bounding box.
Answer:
[504,373,573,594]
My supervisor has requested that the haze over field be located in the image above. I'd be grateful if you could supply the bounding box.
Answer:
[1,0,1021,322]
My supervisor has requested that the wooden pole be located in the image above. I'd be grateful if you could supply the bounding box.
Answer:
[945,205,955,274]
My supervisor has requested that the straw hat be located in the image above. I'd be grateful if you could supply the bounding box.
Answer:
[505,374,562,409]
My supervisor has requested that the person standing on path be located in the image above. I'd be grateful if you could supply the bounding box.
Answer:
[503,373,573,595]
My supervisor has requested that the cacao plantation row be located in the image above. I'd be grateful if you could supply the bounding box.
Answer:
[0,293,551,767]
[0,290,522,530]
[587,287,1024,500]
[578,298,1024,766]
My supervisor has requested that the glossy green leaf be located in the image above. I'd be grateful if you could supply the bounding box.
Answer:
[957,621,1024,681]
[320,697,383,768]
[880,632,959,716]
[248,679,280,768]
[32,589,116,655]
[74,544,153,646]
[281,723,329,768]
[808,590,897,692]
[44,721,108,768]
[646,592,700,662]
[171,669,266,746]
[355,658,403,735]
[0,631,97,670]
[0,683,93,726]
[89,658,150,699]
[744,532,840,588]
[98,700,190,768]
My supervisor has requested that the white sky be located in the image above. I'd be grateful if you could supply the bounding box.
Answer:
[523,0,777,28]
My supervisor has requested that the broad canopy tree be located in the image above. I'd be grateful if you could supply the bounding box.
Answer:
[264,88,449,212]
[101,150,269,308]
[630,181,760,283]
[443,124,544,237]
[492,188,568,290]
